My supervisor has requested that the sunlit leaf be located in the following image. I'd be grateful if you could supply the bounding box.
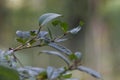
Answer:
[40,50,70,65]
[68,26,81,34]
[0,65,19,80]
[48,43,72,55]
[77,66,102,79]
[39,13,62,26]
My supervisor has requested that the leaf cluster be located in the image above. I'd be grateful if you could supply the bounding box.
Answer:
[0,13,102,80]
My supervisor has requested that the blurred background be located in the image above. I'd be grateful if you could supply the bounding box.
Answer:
[0,0,120,80]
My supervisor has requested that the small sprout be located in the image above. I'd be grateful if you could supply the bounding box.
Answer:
[30,31,37,36]
[60,22,68,33]
[69,53,77,61]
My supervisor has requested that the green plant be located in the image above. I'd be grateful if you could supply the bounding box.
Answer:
[0,13,102,80]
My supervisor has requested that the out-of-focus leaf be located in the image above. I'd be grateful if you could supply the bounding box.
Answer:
[39,13,62,26]
[79,21,85,26]
[40,50,70,65]
[52,20,61,26]
[29,39,36,45]
[68,26,81,34]
[69,53,77,61]
[48,43,72,55]
[0,65,19,80]
[37,31,48,39]
[37,71,47,80]
[62,73,72,79]
[60,22,68,32]
[65,78,79,80]
[30,31,37,36]
[55,38,68,42]
[75,52,82,60]
[77,66,102,79]
[17,66,45,80]
[16,30,30,38]
[47,66,54,79]
[16,38,28,44]
[50,67,65,80]
[47,27,53,39]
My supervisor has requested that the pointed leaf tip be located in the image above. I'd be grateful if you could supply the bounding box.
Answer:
[68,26,81,34]
[39,13,62,26]
[77,66,102,79]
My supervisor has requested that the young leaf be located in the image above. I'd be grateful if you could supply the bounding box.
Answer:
[52,20,61,26]
[62,73,72,79]
[79,21,85,26]
[39,13,62,26]
[60,22,68,32]
[40,50,70,65]
[69,53,77,61]
[68,26,81,34]
[16,38,28,44]
[0,65,19,80]
[30,31,37,36]
[47,27,53,39]
[77,66,102,79]
[48,43,72,55]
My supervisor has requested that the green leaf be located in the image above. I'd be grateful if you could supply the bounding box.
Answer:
[62,73,72,79]
[29,39,36,45]
[37,71,47,79]
[39,13,62,26]
[69,53,77,60]
[30,31,36,36]
[16,38,28,44]
[0,65,19,80]
[79,21,85,26]
[60,22,68,32]
[52,20,61,26]
[47,27,53,39]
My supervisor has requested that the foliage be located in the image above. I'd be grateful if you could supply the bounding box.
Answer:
[0,13,102,80]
